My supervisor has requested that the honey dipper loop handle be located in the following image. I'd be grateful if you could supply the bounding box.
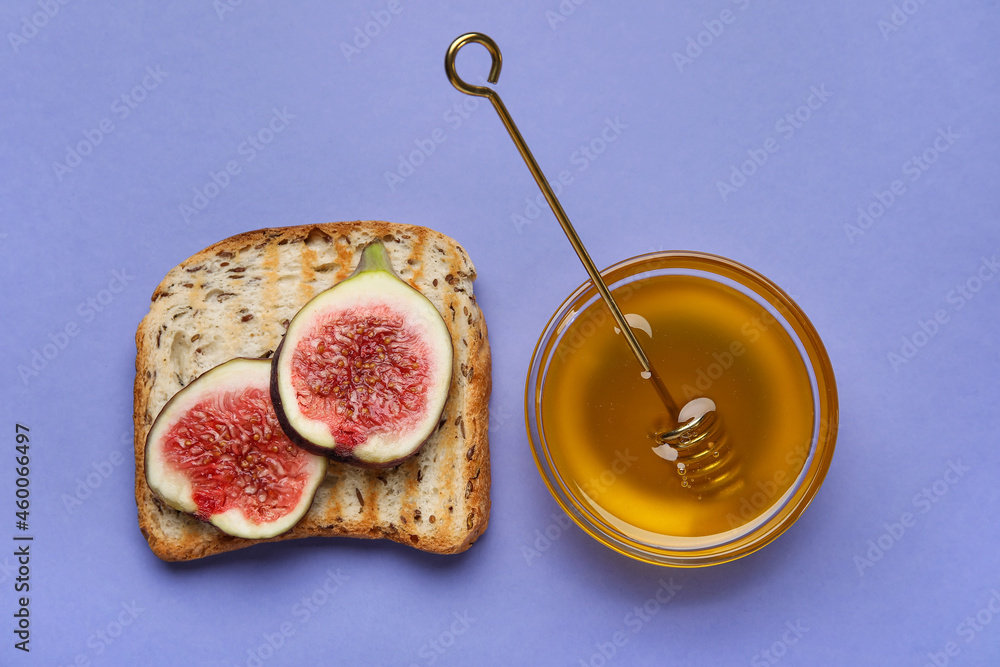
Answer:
[444,32,502,97]
[445,33,679,421]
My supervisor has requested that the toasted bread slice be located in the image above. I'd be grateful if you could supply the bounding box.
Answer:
[134,222,491,561]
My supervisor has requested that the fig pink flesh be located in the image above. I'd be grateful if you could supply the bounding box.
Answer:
[289,305,434,449]
[161,387,318,523]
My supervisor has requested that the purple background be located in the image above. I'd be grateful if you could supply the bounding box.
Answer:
[2,1,999,665]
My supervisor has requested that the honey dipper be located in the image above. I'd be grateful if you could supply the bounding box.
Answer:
[445,33,740,494]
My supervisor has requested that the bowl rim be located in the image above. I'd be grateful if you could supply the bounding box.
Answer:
[524,250,839,568]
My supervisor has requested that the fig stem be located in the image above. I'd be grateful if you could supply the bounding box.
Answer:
[353,241,398,278]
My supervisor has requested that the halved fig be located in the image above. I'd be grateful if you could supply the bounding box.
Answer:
[271,241,453,467]
[145,358,327,539]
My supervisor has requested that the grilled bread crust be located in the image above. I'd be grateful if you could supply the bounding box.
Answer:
[134,222,491,561]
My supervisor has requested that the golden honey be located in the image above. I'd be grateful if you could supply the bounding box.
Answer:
[528,253,838,566]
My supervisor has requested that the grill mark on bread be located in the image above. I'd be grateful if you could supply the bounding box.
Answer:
[333,236,354,283]
[400,456,421,534]
[406,259,422,287]
[361,474,379,523]
[298,242,318,302]
[406,229,427,288]
[324,465,344,519]
[436,418,456,535]
[261,242,281,342]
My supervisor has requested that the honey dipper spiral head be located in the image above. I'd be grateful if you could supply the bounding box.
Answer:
[653,399,742,495]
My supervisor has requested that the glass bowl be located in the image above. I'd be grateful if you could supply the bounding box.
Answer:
[525,251,838,567]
